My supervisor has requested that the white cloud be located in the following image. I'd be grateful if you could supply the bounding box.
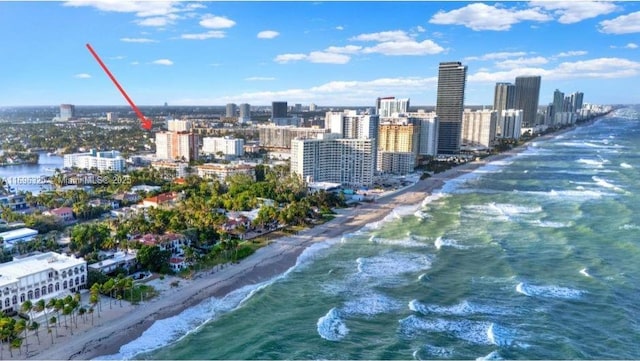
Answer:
[531,1,618,24]
[120,37,157,43]
[415,25,426,33]
[64,1,195,28]
[181,31,226,40]
[336,25,344,31]
[465,51,528,61]
[200,14,236,29]
[429,3,551,31]
[152,59,173,66]
[324,45,362,54]
[469,57,640,83]
[555,50,588,57]
[109,55,125,60]
[136,15,176,27]
[625,43,639,49]
[599,11,640,34]
[307,51,350,64]
[274,51,351,64]
[495,56,549,69]
[350,30,412,42]
[206,76,438,105]
[274,53,307,64]
[74,73,91,79]
[131,61,140,65]
[362,39,444,56]
[245,77,276,81]
[257,30,279,39]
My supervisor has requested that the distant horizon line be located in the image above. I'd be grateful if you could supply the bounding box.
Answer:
[1,103,627,109]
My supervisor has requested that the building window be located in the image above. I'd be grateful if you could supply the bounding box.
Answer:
[27,291,33,300]
[75,277,80,286]
[4,299,8,308]
[41,286,46,296]
[81,275,85,284]
[34,289,40,298]
[12,296,17,305]
[20,294,25,303]
[48,284,53,293]
[55,283,60,291]
[63,281,67,289]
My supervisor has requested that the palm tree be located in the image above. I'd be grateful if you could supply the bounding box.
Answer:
[49,316,58,338]
[28,321,40,345]
[20,300,33,322]
[14,319,27,355]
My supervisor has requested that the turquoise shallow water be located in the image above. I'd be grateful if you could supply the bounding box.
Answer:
[111,106,640,360]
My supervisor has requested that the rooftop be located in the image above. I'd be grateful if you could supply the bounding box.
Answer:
[0,227,38,242]
[0,252,85,287]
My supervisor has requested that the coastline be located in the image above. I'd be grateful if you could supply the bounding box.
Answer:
[24,130,565,361]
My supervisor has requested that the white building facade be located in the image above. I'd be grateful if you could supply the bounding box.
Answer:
[63,149,126,172]
[291,134,374,187]
[497,109,523,140]
[202,137,245,157]
[0,252,87,313]
[462,109,497,149]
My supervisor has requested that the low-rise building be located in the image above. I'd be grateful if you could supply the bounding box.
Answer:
[142,192,181,208]
[46,207,75,222]
[88,251,137,274]
[0,228,38,250]
[196,163,256,181]
[0,252,87,313]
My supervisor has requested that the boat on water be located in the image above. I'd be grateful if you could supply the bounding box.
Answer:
[47,152,56,156]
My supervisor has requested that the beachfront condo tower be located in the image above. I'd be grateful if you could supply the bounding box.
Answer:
[494,82,515,113]
[514,75,541,128]
[436,61,467,154]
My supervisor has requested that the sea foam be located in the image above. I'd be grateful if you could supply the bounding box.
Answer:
[398,315,514,346]
[317,307,349,341]
[516,282,585,299]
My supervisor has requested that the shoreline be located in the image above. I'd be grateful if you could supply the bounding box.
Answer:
[23,126,574,361]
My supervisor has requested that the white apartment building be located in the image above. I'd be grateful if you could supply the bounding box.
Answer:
[202,137,245,157]
[462,109,497,149]
[155,131,199,162]
[64,149,125,172]
[377,97,410,118]
[405,111,439,156]
[378,152,415,175]
[497,109,523,140]
[151,160,189,178]
[196,163,256,181]
[291,134,374,187]
[0,252,87,313]
[167,119,192,132]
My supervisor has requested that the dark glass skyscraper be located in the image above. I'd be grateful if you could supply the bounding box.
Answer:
[271,101,288,118]
[493,82,515,113]
[436,61,467,154]
[514,76,541,128]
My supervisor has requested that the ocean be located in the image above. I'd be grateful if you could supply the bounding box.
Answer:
[112,106,640,360]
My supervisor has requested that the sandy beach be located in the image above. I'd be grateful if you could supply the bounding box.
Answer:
[18,145,532,361]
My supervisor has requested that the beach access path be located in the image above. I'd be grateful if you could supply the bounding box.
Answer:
[23,145,528,361]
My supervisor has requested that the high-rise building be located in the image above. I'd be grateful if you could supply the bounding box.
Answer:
[106,112,118,122]
[571,92,584,112]
[202,136,245,157]
[514,75,541,128]
[60,104,76,121]
[552,89,565,120]
[376,97,410,118]
[294,103,302,113]
[167,119,192,132]
[155,131,199,162]
[63,149,125,172]
[258,125,329,149]
[497,109,523,139]
[309,103,317,112]
[291,134,374,187]
[238,103,251,123]
[436,62,467,154]
[225,103,236,118]
[493,83,515,113]
[461,109,497,149]
[271,101,288,118]
[323,110,379,168]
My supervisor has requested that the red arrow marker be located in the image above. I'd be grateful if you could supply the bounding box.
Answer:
[86,43,152,130]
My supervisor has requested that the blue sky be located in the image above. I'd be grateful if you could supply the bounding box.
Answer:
[1,1,638,106]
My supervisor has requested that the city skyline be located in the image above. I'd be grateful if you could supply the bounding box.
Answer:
[1,1,639,107]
